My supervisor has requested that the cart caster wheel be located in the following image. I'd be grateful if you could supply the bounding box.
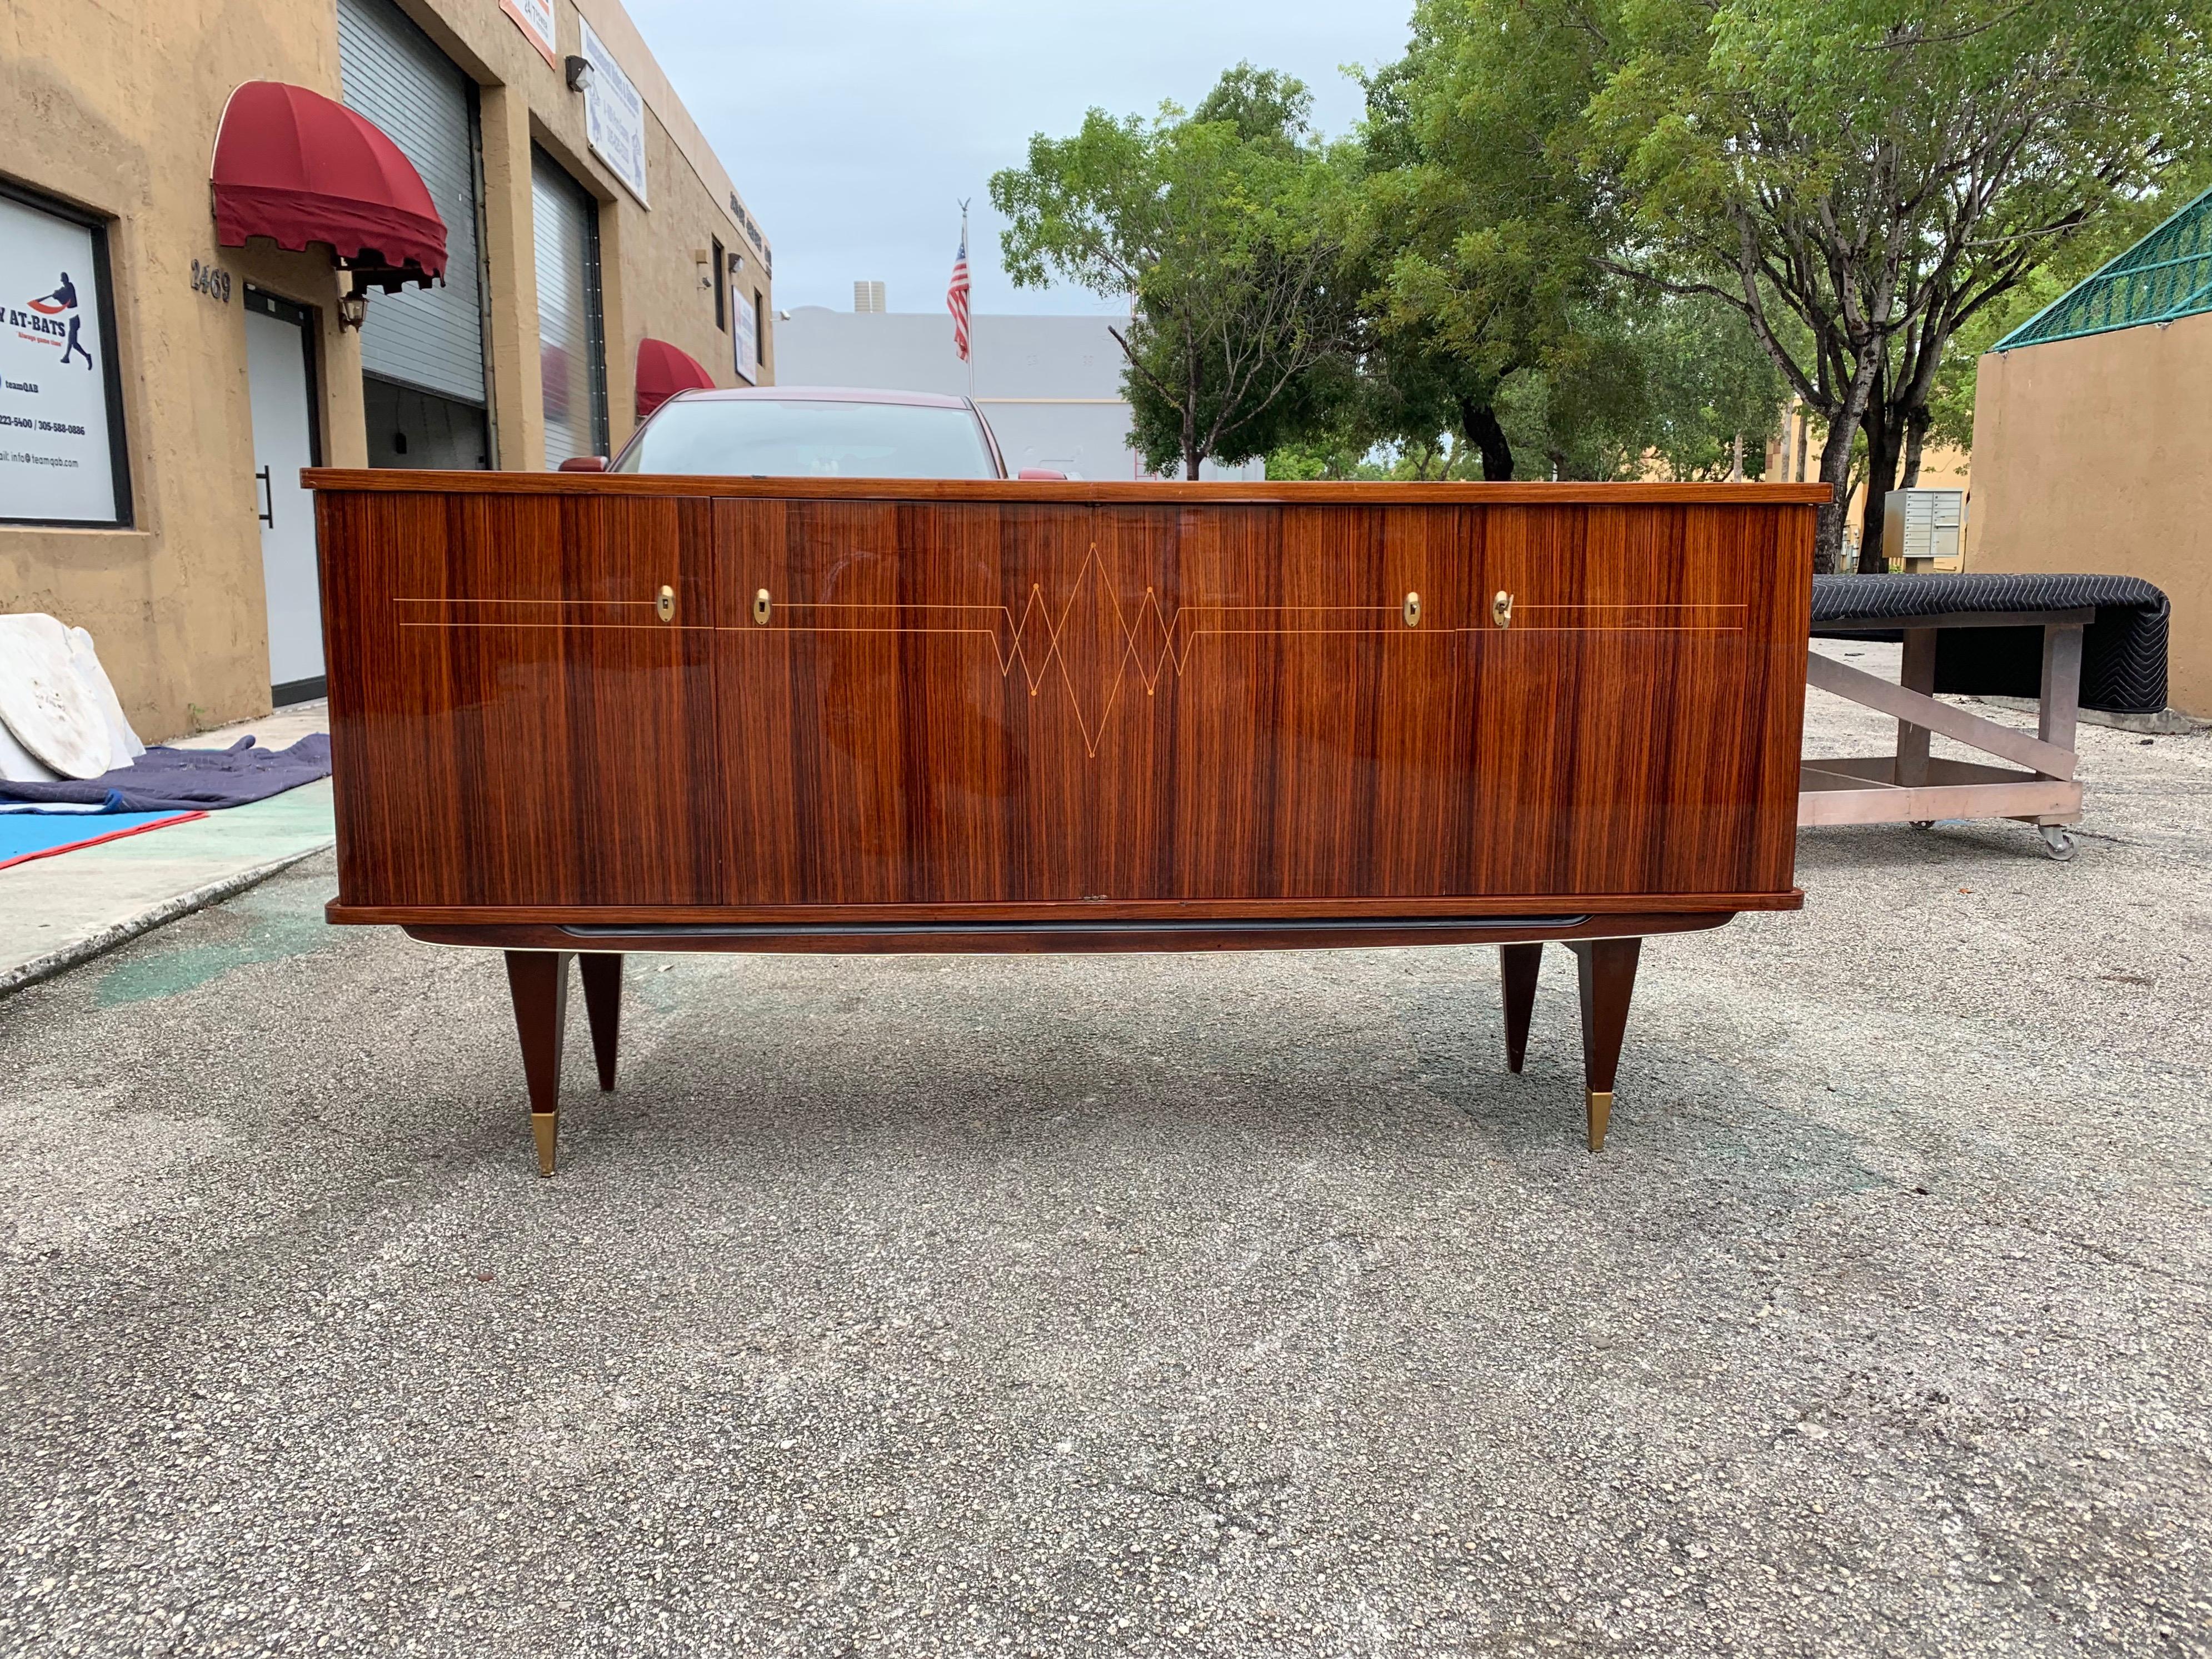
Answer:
[2038,824,2078,862]
[1910,819,1935,831]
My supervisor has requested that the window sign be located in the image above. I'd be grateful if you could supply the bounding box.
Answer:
[732,282,758,384]
[500,0,557,66]
[578,19,648,207]
[0,191,129,526]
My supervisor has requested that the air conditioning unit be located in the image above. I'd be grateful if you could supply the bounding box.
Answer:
[1883,488,1965,571]
[853,279,886,314]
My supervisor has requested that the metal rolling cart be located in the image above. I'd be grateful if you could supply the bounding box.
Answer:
[1797,573,2171,861]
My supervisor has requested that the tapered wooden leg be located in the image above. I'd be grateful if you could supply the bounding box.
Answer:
[1568,937,1641,1153]
[1500,943,1542,1074]
[578,953,623,1093]
[504,950,573,1177]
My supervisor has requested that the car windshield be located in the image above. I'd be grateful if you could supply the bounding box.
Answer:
[613,397,998,478]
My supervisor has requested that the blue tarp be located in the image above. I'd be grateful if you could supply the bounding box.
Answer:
[0,809,204,868]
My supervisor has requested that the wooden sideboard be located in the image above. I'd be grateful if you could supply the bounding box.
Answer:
[308,472,1821,1172]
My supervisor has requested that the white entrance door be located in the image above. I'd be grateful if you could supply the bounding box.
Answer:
[244,296,322,698]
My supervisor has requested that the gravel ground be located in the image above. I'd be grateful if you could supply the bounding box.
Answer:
[2,654,2207,1658]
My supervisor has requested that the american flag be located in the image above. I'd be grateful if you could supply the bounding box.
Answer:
[947,211,971,363]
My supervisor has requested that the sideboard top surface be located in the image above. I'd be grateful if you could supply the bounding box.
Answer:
[302,469,1834,507]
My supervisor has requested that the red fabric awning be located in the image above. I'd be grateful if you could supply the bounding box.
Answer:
[211,81,446,292]
[636,339,718,420]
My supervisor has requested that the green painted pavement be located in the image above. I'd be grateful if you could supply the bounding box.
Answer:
[0,779,337,997]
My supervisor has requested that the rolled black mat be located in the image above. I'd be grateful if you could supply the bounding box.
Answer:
[1810,573,2169,715]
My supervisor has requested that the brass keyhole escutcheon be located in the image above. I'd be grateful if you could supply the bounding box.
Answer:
[656,584,675,623]
[752,588,772,626]
[1492,590,1514,629]
[1402,591,1421,628]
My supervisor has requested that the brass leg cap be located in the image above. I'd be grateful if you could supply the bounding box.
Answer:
[532,1110,560,1178]
[1586,1090,1612,1153]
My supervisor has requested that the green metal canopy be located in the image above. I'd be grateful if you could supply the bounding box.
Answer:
[1995,186,2212,352]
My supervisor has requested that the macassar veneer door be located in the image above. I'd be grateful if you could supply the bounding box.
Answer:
[319,488,727,908]
[1469,501,1807,898]
[713,495,1809,910]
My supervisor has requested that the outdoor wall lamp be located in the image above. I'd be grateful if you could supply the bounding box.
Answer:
[565,55,594,94]
[694,249,712,289]
[337,279,370,332]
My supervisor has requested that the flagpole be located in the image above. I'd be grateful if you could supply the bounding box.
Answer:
[960,199,974,398]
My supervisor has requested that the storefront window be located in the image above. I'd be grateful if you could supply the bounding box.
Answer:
[0,184,131,526]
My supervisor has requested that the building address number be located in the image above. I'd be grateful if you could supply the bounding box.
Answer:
[191,259,232,302]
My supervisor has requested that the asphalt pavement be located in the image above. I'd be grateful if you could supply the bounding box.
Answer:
[2,653,2207,1657]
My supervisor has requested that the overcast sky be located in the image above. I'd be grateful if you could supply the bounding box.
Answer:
[626,0,1412,319]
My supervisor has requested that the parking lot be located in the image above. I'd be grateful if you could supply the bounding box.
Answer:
[2,669,2206,1657]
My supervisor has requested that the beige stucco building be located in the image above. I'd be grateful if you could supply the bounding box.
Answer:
[1966,188,2211,716]
[2,0,773,737]
[1970,312,2211,716]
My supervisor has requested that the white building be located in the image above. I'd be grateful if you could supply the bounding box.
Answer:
[772,304,1265,482]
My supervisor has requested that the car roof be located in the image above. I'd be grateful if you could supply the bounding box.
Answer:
[668,385,973,409]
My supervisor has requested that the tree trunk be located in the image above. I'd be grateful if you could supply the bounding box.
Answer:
[1792,403,1810,482]
[1900,404,1930,489]
[1812,412,1865,574]
[1857,399,1904,574]
[1809,338,1886,574]
[1457,398,1514,482]
[1182,333,1202,480]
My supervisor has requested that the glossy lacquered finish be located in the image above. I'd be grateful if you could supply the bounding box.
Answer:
[312,477,1812,922]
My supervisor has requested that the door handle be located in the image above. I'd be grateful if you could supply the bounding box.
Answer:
[256,466,274,527]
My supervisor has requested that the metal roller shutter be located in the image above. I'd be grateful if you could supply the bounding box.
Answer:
[336,0,487,408]
[531,149,608,465]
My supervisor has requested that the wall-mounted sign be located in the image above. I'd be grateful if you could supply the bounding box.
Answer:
[732,282,757,384]
[0,191,129,527]
[578,19,648,207]
[727,191,765,255]
[501,0,557,66]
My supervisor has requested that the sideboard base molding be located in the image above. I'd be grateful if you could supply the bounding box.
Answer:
[402,908,1732,958]
[337,891,1801,930]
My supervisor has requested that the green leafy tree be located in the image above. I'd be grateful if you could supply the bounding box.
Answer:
[1349,0,1613,478]
[991,67,1356,478]
[1275,289,1783,483]
[1628,294,1791,481]
[1264,434,1392,481]
[1262,338,1489,479]
[1299,1,1783,485]
[1499,292,1785,481]
[1571,0,2212,568]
